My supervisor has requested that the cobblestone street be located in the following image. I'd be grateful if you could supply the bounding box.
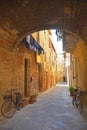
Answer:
[0,85,87,130]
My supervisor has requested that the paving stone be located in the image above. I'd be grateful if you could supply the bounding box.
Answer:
[0,85,87,130]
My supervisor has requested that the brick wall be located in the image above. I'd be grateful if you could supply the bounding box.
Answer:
[0,42,39,115]
[0,30,63,116]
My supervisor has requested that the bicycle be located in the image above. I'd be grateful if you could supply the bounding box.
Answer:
[72,88,79,106]
[78,91,86,113]
[1,88,23,118]
[72,89,86,113]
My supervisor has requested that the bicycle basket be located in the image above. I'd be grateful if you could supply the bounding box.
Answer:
[15,93,22,100]
[3,94,11,100]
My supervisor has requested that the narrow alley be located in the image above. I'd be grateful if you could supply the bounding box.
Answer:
[0,1,87,130]
[0,85,87,130]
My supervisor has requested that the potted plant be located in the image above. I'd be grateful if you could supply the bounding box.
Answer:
[29,92,38,104]
[68,86,75,96]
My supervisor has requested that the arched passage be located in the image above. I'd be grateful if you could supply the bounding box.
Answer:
[0,0,87,46]
[0,0,87,112]
[14,28,81,52]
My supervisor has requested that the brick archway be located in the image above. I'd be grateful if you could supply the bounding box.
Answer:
[14,27,81,54]
[0,0,87,50]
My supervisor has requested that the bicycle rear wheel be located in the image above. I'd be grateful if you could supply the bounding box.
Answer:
[1,100,17,118]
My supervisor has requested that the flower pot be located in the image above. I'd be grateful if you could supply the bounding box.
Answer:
[29,95,37,104]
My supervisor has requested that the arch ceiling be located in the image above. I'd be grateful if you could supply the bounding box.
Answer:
[0,0,87,52]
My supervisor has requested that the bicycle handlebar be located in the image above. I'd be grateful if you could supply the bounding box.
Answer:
[7,88,18,93]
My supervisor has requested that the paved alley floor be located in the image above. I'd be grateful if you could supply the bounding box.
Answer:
[0,86,87,130]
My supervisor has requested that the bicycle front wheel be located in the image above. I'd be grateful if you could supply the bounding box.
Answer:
[1,100,17,118]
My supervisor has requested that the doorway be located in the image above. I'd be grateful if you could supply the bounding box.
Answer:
[38,63,42,92]
[24,59,30,96]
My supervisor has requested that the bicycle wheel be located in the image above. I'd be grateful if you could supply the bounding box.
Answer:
[1,100,17,118]
[78,101,83,113]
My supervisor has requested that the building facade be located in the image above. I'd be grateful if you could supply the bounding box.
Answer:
[32,30,57,91]
[0,30,58,115]
[69,40,87,92]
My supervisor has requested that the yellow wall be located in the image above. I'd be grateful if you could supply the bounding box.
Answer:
[70,40,87,91]
[32,30,57,90]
